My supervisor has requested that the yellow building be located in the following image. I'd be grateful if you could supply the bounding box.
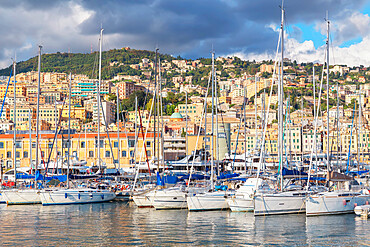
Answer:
[0,84,27,98]
[59,106,87,120]
[0,132,161,170]
[246,80,270,98]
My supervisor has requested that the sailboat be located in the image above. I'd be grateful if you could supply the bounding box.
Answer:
[227,177,271,212]
[186,50,233,211]
[254,3,311,216]
[305,23,370,213]
[39,29,115,205]
[3,47,43,205]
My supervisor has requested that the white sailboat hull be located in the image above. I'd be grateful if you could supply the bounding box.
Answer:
[187,192,229,211]
[133,193,154,208]
[254,193,306,216]
[306,193,370,216]
[152,190,187,210]
[40,189,116,205]
[3,190,41,205]
[227,196,254,212]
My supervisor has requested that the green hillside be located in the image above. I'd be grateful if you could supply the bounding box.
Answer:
[0,48,176,80]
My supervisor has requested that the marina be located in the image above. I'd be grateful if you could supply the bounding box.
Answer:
[0,0,370,246]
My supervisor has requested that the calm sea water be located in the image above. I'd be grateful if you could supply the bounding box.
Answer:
[0,202,369,246]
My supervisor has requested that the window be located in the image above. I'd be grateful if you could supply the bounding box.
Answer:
[130,150,134,157]
[122,151,127,157]
[114,141,119,148]
[0,142,3,148]
[128,140,135,148]
[62,140,70,148]
[6,151,11,158]
[146,150,151,157]
[48,143,53,149]
[23,151,28,158]
[15,151,20,158]
[105,151,110,158]
[81,141,85,148]
[41,151,45,157]
[15,141,22,148]
[146,141,151,147]
[89,151,94,158]
[95,139,104,148]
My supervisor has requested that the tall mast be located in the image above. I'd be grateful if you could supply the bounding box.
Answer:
[336,71,340,165]
[154,48,158,170]
[358,88,362,168]
[29,109,32,174]
[313,66,317,168]
[214,59,219,176]
[97,28,103,171]
[185,91,188,172]
[67,73,71,188]
[244,86,247,173]
[134,97,138,164]
[326,14,330,172]
[255,76,257,142]
[278,4,284,191]
[54,101,58,174]
[35,45,42,178]
[116,87,120,169]
[210,50,215,189]
[12,57,17,187]
[159,57,164,170]
[300,96,303,164]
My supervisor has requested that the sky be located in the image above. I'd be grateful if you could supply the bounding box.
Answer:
[1,0,370,68]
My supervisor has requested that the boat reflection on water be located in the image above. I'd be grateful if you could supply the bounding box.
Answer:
[306,214,370,246]
[0,202,369,246]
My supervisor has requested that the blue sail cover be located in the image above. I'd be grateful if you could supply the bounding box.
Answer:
[162,175,179,184]
[16,171,67,182]
[16,174,35,180]
[156,172,164,186]
[348,170,369,176]
[282,167,308,177]
[217,173,240,180]
[293,176,326,181]
[179,174,210,180]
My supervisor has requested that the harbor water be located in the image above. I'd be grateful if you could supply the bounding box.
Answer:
[0,202,369,246]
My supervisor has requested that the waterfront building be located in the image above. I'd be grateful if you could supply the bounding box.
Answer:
[0,132,161,169]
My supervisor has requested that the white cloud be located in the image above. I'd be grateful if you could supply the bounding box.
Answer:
[231,11,370,67]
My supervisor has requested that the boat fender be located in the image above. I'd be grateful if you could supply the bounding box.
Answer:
[101,195,104,200]
[354,203,357,207]
[366,201,369,205]
[65,193,68,198]
[343,199,346,206]
[78,194,81,199]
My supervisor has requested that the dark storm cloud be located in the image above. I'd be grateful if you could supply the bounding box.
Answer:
[0,0,366,68]
[74,0,366,58]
